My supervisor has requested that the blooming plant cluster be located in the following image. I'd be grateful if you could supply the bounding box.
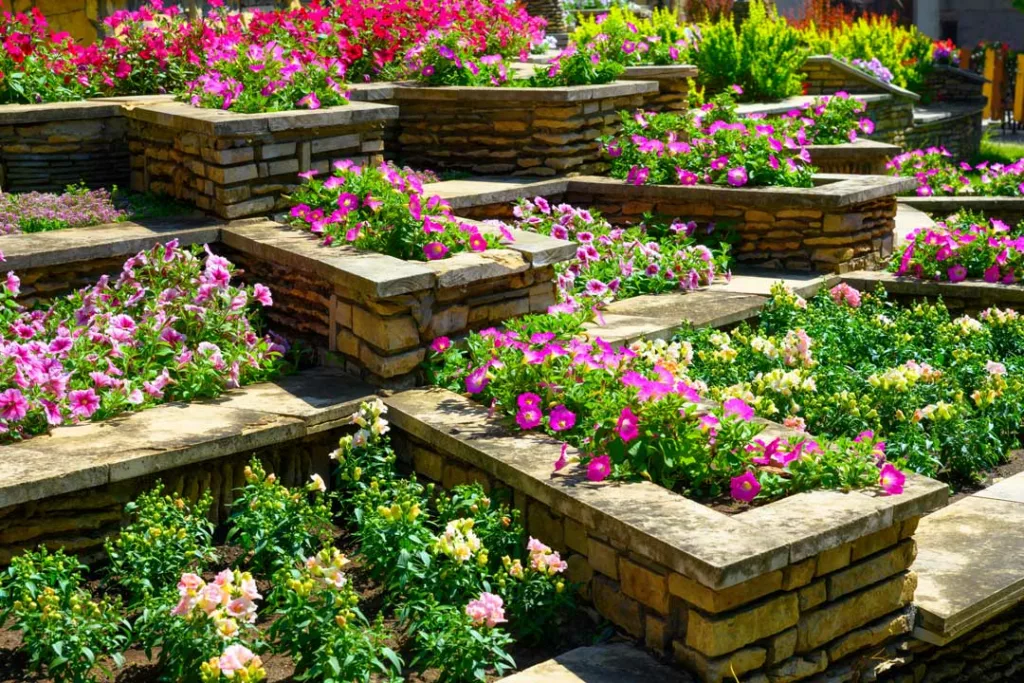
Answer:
[498,197,732,309]
[571,7,701,67]
[605,99,816,188]
[679,282,1024,483]
[529,40,625,87]
[849,57,894,84]
[333,399,575,679]
[0,185,127,235]
[778,91,875,145]
[427,313,900,502]
[0,0,546,106]
[405,29,511,86]
[0,241,287,442]
[887,147,1024,197]
[932,39,960,66]
[890,211,1024,285]
[287,161,506,261]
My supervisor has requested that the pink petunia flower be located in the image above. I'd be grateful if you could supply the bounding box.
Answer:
[548,405,576,432]
[68,388,100,419]
[616,406,639,442]
[723,398,754,421]
[587,455,611,482]
[730,471,761,502]
[879,463,906,495]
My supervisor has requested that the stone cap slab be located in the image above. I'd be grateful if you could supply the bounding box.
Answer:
[804,55,922,102]
[391,80,658,103]
[124,100,399,137]
[566,174,917,210]
[346,83,397,102]
[0,369,374,510]
[499,643,689,682]
[462,217,577,267]
[912,484,1024,644]
[839,270,1024,306]
[931,64,989,84]
[0,218,222,272]
[384,387,946,590]
[623,64,699,79]
[913,100,987,124]
[221,219,571,299]
[898,195,1024,218]
[734,93,893,118]
[425,177,570,210]
[0,100,124,125]
[805,138,902,158]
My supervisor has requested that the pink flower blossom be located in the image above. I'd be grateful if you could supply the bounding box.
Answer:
[879,463,906,495]
[431,336,451,353]
[587,455,611,482]
[730,471,761,502]
[548,405,576,431]
[68,388,100,419]
[723,398,754,421]
[465,592,506,628]
[0,388,29,422]
[252,284,273,306]
[616,406,639,442]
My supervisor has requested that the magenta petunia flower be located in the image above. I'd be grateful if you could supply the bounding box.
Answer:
[726,167,748,187]
[947,264,968,282]
[336,193,360,215]
[517,392,542,411]
[516,407,543,430]
[554,442,569,471]
[298,92,321,110]
[587,455,611,482]
[253,283,273,307]
[69,388,100,419]
[859,118,875,135]
[616,406,639,442]
[465,366,489,394]
[468,233,488,252]
[730,471,761,502]
[548,405,576,432]
[423,241,449,260]
[0,388,28,422]
[430,336,451,353]
[723,398,754,421]
[879,463,906,495]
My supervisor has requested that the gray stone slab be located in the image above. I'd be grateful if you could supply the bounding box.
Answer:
[913,100,987,125]
[391,80,658,103]
[804,55,921,101]
[0,100,123,125]
[973,471,1024,505]
[708,270,838,298]
[840,270,1024,305]
[893,203,935,244]
[426,250,529,289]
[898,196,1024,220]
[427,176,570,210]
[0,218,223,271]
[346,83,397,102]
[734,94,893,118]
[499,643,689,683]
[913,496,1024,642]
[221,221,437,298]
[805,138,902,158]
[460,217,576,267]
[623,64,699,79]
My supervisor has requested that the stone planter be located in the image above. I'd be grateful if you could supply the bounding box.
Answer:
[623,64,698,112]
[125,101,398,220]
[385,387,946,683]
[220,219,574,388]
[0,98,163,193]
[805,139,901,175]
[434,174,916,273]
[391,81,657,177]
[898,196,1024,227]
[923,65,987,103]
[841,269,1024,315]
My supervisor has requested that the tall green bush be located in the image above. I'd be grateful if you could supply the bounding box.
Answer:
[693,0,805,101]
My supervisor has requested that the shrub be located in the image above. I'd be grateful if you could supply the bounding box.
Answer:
[571,7,701,66]
[692,0,805,101]
[528,42,625,86]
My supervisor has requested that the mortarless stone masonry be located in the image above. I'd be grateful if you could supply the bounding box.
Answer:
[125,101,398,220]
[392,81,657,177]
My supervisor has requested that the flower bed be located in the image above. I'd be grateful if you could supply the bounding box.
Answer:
[124,101,398,219]
[676,282,1024,485]
[0,185,126,235]
[391,80,656,176]
[0,241,287,442]
[888,147,1024,198]
[0,400,581,683]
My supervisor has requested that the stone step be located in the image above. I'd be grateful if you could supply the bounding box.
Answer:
[912,471,1024,644]
[893,203,936,245]
[499,643,688,682]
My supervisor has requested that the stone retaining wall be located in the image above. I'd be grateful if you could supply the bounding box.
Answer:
[622,65,696,113]
[806,140,901,176]
[905,104,986,161]
[126,101,397,220]
[385,388,946,683]
[220,220,571,388]
[0,429,338,566]
[898,196,1024,227]
[924,65,988,103]
[801,56,922,103]
[0,101,130,192]
[840,270,1024,316]
[392,82,656,177]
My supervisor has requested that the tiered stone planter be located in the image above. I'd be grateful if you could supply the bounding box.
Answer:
[125,101,398,219]
[391,81,656,176]
[923,64,988,103]
[802,139,901,175]
[897,196,1024,227]
[436,174,916,273]
[385,388,947,683]
[623,64,698,112]
[220,219,573,387]
[841,270,1024,315]
[0,97,167,192]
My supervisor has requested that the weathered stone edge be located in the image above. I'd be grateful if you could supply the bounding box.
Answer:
[840,269,1024,304]
[0,370,374,510]
[391,80,659,102]
[804,54,922,102]
[805,139,903,158]
[0,99,124,125]
[897,195,1024,215]
[384,387,946,590]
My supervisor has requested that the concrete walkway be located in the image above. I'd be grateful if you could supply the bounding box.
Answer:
[500,643,689,682]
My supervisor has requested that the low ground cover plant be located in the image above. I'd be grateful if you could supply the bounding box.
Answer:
[427,313,900,503]
[287,161,507,261]
[0,401,577,683]
[888,147,1024,197]
[677,282,1024,484]
[891,212,1024,284]
[0,241,288,442]
[493,196,732,310]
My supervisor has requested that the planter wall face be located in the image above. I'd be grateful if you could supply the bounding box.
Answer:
[0,101,131,193]
[125,101,398,220]
[622,65,697,113]
[221,220,573,388]
[898,196,1024,228]
[392,81,656,177]
[385,388,945,683]
[806,140,901,176]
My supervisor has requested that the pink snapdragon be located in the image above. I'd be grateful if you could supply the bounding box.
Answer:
[465,592,506,628]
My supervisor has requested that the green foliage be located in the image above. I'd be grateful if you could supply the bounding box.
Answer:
[693,0,805,101]
[226,457,334,576]
[0,546,85,623]
[408,602,516,682]
[528,44,625,86]
[571,7,699,66]
[104,482,216,606]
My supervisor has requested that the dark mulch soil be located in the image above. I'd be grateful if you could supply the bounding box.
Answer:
[0,531,604,683]
[949,449,1024,505]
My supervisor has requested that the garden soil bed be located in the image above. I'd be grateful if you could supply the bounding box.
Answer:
[0,533,603,683]
[948,450,1024,505]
